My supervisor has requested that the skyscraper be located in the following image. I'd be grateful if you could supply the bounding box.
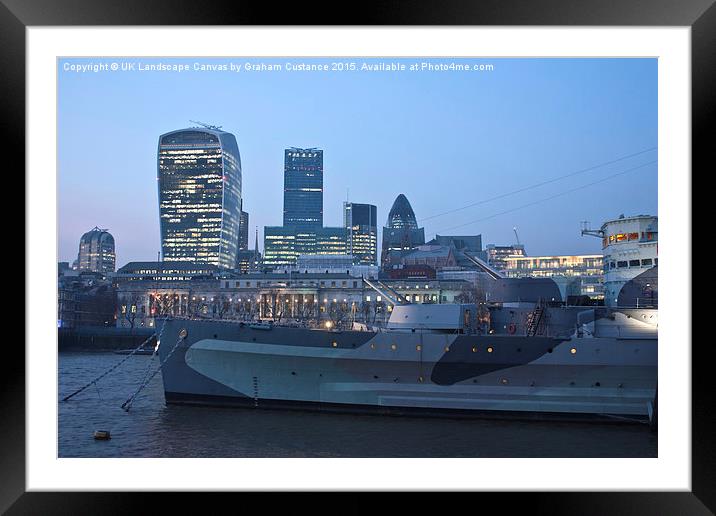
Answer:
[239,210,249,251]
[77,226,116,273]
[381,194,425,268]
[283,148,323,228]
[344,202,378,265]
[157,125,242,269]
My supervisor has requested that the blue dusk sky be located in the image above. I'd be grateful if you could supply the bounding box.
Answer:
[58,57,657,266]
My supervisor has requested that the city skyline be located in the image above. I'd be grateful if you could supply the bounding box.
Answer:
[58,57,658,266]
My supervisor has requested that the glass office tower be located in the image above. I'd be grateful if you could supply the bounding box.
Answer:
[157,126,242,269]
[239,210,249,251]
[344,202,378,265]
[381,193,425,268]
[77,226,116,273]
[283,148,323,228]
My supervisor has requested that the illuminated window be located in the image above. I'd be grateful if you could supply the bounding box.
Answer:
[570,347,577,354]
[390,344,397,351]
[487,347,493,353]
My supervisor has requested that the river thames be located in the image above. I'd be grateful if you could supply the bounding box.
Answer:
[59,351,657,458]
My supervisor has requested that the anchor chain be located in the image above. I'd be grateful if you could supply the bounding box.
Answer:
[121,332,186,412]
[61,317,169,403]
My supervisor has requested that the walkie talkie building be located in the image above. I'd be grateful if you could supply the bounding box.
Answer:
[157,126,242,269]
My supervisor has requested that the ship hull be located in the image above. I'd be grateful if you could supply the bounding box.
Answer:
[158,318,657,421]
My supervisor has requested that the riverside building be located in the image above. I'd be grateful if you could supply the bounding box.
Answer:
[501,254,605,300]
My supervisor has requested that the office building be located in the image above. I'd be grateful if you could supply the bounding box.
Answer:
[344,202,378,265]
[77,226,116,274]
[283,148,323,228]
[485,243,527,270]
[157,125,242,269]
[264,226,348,268]
[239,210,249,251]
[501,254,605,299]
[381,194,425,268]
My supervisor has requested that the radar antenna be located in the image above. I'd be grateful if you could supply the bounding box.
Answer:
[189,120,223,131]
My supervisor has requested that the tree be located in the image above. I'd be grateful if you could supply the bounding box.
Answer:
[122,293,142,331]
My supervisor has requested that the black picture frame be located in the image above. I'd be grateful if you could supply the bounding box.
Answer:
[5,0,710,513]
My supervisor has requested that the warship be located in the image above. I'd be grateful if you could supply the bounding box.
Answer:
[157,273,657,422]
[154,213,658,422]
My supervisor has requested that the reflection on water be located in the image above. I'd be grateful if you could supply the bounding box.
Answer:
[59,352,657,458]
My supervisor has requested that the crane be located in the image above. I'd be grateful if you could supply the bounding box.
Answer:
[189,120,223,131]
[513,226,521,246]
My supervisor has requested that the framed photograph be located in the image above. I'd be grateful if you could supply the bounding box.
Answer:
[7,0,710,512]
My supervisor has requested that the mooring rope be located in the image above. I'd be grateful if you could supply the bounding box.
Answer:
[61,317,169,403]
[121,333,186,412]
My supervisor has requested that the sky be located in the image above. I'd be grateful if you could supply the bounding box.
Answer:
[57,57,657,266]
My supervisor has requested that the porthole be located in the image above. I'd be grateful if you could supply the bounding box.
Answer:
[487,346,493,353]
[332,341,338,347]
[444,346,450,352]
[570,347,577,355]
[500,378,509,385]
[471,347,477,353]
[370,343,375,349]
[416,345,422,351]
[390,344,397,351]
[418,376,424,382]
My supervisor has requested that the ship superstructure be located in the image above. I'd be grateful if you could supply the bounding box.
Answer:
[582,215,658,307]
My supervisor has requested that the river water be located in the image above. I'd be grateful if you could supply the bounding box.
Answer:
[59,352,657,458]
